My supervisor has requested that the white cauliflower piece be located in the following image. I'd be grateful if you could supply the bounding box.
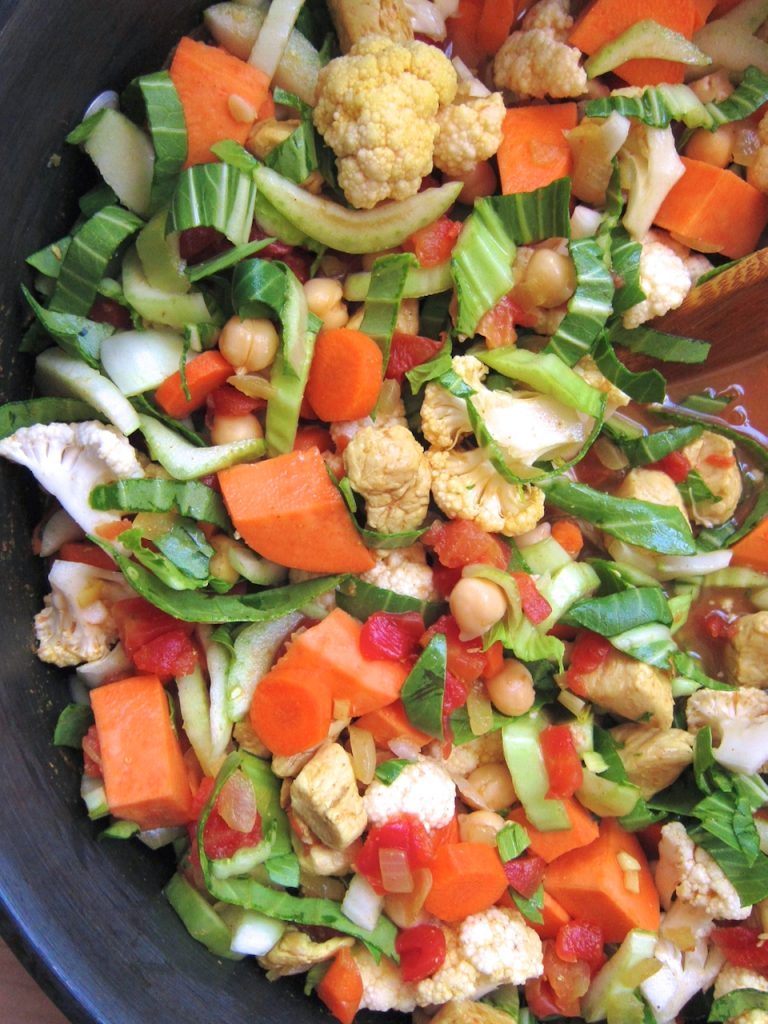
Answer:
[726,613,768,689]
[421,354,487,449]
[459,906,544,981]
[433,89,506,177]
[438,730,505,776]
[354,947,418,1012]
[0,421,143,536]
[343,424,431,533]
[329,378,406,451]
[623,239,692,329]
[681,431,742,527]
[360,545,437,602]
[493,29,586,99]
[34,559,133,667]
[714,963,768,1024]
[686,686,768,775]
[522,0,573,41]
[620,123,685,240]
[685,252,714,285]
[655,822,752,920]
[428,447,546,538]
[364,756,456,831]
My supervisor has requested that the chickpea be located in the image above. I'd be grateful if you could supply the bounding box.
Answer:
[465,764,516,811]
[518,248,577,309]
[685,124,735,169]
[210,413,263,446]
[218,316,279,372]
[303,277,349,330]
[689,70,734,104]
[208,534,241,584]
[486,660,535,718]
[459,810,506,846]
[449,577,508,640]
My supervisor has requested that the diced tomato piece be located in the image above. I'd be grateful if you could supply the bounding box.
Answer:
[511,572,552,625]
[423,519,508,571]
[481,640,504,681]
[712,927,768,969]
[58,541,117,572]
[385,332,445,385]
[248,224,312,282]
[702,609,738,641]
[293,425,333,452]
[543,939,591,1016]
[477,292,538,347]
[355,815,434,894]
[207,384,264,417]
[420,614,487,684]
[525,976,565,1019]
[648,450,691,483]
[395,924,447,982]
[113,597,195,657]
[503,854,546,899]
[81,724,103,779]
[360,611,425,662]
[443,670,469,740]
[566,631,611,697]
[178,226,231,264]
[88,296,133,330]
[402,216,462,267]
[190,778,263,861]
[574,446,625,490]
[555,921,606,971]
[432,562,463,599]
[540,725,583,799]
[132,628,198,679]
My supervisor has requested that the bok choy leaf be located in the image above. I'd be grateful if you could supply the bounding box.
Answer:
[133,71,188,212]
[608,321,710,364]
[168,164,258,247]
[89,478,231,530]
[22,286,112,368]
[563,587,672,636]
[400,634,448,741]
[591,335,666,404]
[359,253,417,367]
[544,237,614,366]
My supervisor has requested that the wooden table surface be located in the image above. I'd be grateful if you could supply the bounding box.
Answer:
[0,938,69,1024]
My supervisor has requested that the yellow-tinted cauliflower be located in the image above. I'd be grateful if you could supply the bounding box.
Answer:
[343,424,431,533]
[313,35,457,208]
[493,30,586,99]
[433,86,506,177]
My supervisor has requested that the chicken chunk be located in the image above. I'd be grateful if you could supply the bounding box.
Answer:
[326,0,413,52]
[616,467,689,522]
[725,612,768,688]
[297,841,357,877]
[432,1001,521,1024]
[574,650,674,729]
[681,431,742,526]
[290,743,367,850]
[610,723,694,799]
[258,929,354,979]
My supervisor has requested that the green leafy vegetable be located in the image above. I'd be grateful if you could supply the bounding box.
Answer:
[185,237,275,283]
[168,164,257,247]
[0,397,102,440]
[613,425,703,467]
[497,822,531,862]
[709,992,768,1022]
[591,335,666,404]
[564,587,672,636]
[374,760,413,786]
[336,576,441,625]
[511,883,545,925]
[53,704,94,748]
[266,88,319,185]
[134,71,188,212]
[544,237,615,366]
[89,478,231,531]
[400,634,448,741]
[608,321,710,364]
[359,253,417,368]
[678,469,719,506]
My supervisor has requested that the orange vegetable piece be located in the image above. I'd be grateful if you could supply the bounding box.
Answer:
[653,157,768,259]
[550,521,584,559]
[90,674,194,829]
[218,447,375,574]
[317,948,364,1024]
[497,104,578,196]
[506,799,600,863]
[730,517,768,573]
[276,608,409,716]
[543,818,660,943]
[58,541,117,571]
[498,888,571,939]
[568,0,698,86]
[424,842,509,921]
[354,701,433,749]
[154,350,234,419]
[446,0,485,69]
[293,424,333,452]
[305,328,384,423]
[691,0,718,29]
[249,666,333,757]
[477,0,524,55]
[169,37,271,166]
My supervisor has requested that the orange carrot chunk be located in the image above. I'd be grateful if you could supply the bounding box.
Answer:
[90,674,193,829]
[550,521,584,559]
[353,701,433,749]
[446,0,485,70]
[506,799,600,863]
[568,0,698,87]
[249,667,333,757]
[497,105,578,196]
[653,157,768,259]
[543,818,660,943]
[730,517,768,573]
[154,350,235,419]
[317,948,364,1024]
[476,0,524,57]
[218,447,375,574]
[424,843,509,922]
[169,37,271,167]
[305,328,384,423]
[277,608,409,716]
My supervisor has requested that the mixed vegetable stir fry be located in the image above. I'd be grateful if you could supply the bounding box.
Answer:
[5,0,768,1021]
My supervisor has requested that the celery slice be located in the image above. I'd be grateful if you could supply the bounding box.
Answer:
[35,348,140,435]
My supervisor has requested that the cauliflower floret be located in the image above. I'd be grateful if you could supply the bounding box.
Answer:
[428,447,546,538]
[571,648,674,729]
[685,252,714,285]
[360,545,437,602]
[681,431,742,527]
[656,821,752,920]
[421,355,488,450]
[573,355,631,415]
[616,467,690,522]
[354,947,418,1012]
[622,238,693,329]
[714,963,768,1024]
[433,89,506,177]
[290,743,367,850]
[34,559,133,668]
[258,929,353,979]
[726,613,768,689]
[329,378,406,451]
[493,29,586,99]
[343,424,431,533]
[438,730,505,777]
[364,756,456,830]
[610,722,694,799]
[326,0,413,52]
[459,906,544,982]
[620,123,685,240]
[686,685,768,775]
[0,421,143,536]
[313,35,457,208]
[521,0,573,41]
